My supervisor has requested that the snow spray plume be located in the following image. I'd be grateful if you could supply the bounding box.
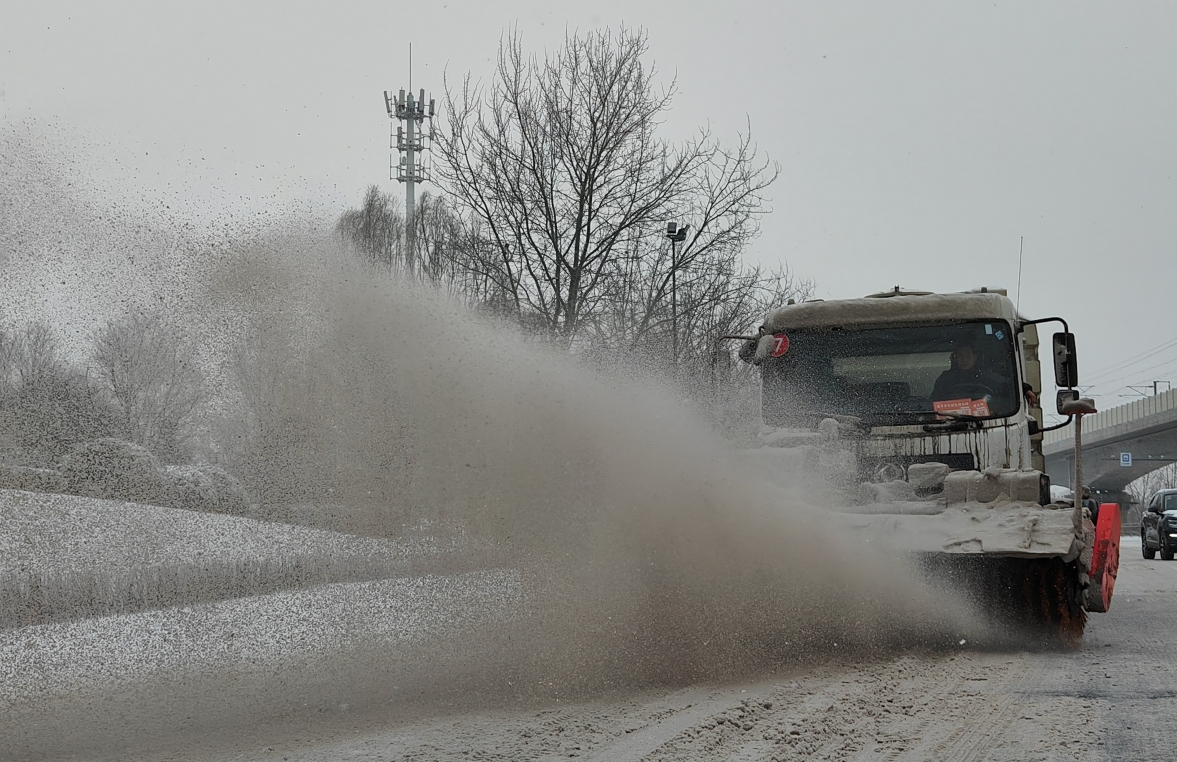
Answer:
[0,125,979,753]
[197,238,977,693]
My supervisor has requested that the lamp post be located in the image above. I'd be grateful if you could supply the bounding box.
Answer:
[665,222,689,364]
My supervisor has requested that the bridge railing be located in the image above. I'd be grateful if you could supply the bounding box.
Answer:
[1044,386,1177,448]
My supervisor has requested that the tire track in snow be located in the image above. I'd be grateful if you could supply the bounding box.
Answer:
[575,683,774,762]
[920,656,1045,761]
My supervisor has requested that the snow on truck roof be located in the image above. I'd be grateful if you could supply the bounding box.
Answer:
[761,290,1019,333]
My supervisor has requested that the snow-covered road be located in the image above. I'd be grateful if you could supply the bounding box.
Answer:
[193,546,1177,762]
[4,485,1174,762]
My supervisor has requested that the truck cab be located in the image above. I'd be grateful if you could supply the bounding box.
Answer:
[741,288,1047,493]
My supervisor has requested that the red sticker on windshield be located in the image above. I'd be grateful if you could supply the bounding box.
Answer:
[933,398,991,418]
[770,333,790,357]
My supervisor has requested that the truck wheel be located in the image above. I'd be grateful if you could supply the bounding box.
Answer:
[1144,532,1157,560]
[1162,538,1174,562]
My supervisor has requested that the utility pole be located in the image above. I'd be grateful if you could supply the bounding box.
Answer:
[384,52,434,271]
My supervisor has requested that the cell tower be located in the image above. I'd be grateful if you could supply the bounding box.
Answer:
[383,77,434,254]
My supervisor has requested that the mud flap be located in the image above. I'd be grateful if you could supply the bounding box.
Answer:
[1085,503,1121,613]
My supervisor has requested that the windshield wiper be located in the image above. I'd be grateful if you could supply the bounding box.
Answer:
[895,410,985,421]
[893,410,986,431]
[931,411,985,422]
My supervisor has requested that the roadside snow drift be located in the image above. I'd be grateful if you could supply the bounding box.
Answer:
[0,488,442,628]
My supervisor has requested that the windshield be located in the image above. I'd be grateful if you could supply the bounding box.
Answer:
[1164,494,1177,511]
[760,319,1021,425]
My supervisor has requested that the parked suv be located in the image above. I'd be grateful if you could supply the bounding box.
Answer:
[1141,489,1177,560]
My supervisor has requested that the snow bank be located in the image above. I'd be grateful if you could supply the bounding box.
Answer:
[0,489,447,628]
[0,570,523,708]
[0,570,524,759]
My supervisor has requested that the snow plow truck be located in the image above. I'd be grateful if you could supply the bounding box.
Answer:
[736,287,1119,647]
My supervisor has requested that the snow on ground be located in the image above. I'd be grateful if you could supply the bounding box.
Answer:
[193,645,1106,762]
[0,489,420,576]
[0,568,526,761]
[190,534,1170,762]
[0,570,522,709]
[3,487,1163,761]
[0,489,458,627]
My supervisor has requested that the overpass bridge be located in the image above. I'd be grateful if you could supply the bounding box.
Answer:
[1043,386,1177,516]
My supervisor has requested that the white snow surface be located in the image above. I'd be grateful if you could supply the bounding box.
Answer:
[0,570,522,709]
[0,489,418,576]
[0,489,481,630]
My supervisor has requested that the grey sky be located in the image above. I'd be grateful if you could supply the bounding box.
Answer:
[3,1,1175,409]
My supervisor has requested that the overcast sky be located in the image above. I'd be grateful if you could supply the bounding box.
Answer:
[3,1,1175,410]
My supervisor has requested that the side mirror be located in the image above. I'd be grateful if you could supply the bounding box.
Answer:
[1056,389,1079,416]
[751,334,777,364]
[1053,332,1078,387]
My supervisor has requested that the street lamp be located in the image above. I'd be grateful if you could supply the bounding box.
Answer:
[666,222,689,364]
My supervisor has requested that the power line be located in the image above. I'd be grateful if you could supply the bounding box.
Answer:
[1099,355,1177,391]
[1079,334,1177,387]
[1102,363,1177,400]
[1078,346,1177,391]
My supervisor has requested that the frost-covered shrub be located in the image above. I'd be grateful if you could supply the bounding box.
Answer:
[162,464,251,515]
[60,438,165,505]
[161,465,215,512]
[55,439,251,512]
[0,465,66,494]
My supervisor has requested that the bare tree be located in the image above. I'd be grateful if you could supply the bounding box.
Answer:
[0,326,19,395]
[1126,463,1177,524]
[9,322,62,387]
[90,313,204,462]
[336,185,405,273]
[408,192,471,293]
[337,185,491,301]
[0,322,119,464]
[436,28,778,344]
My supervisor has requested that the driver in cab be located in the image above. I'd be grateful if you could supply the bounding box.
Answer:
[931,343,1003,402]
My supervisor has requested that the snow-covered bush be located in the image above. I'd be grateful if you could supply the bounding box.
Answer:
[59,438,166,505]
[48,440,252,513]
[0,465,66,494]
[162,464,251,515]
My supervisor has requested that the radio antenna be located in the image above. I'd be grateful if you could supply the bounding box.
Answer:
[384,43,434,267]
[1015,236,1024,314]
